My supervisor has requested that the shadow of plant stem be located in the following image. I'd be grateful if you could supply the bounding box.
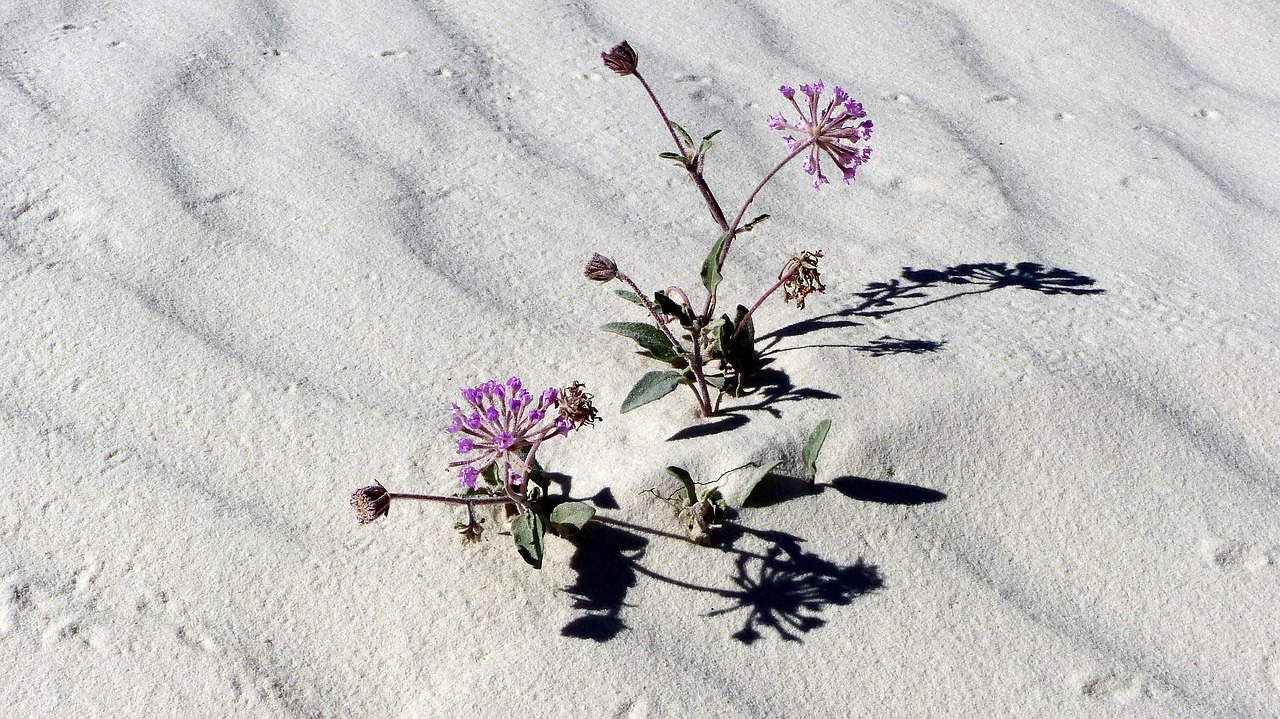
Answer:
[759,261,1104,349]
[564,515,882,644]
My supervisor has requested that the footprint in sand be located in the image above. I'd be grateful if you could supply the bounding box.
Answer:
[1203,538,1273,571]
[1081,672,1153,703]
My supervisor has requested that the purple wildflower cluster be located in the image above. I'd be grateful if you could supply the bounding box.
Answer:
[768,82,873,190]
[446,377,573,490]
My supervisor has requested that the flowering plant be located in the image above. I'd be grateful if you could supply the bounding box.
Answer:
[350,377,599,568]
[588,42,873,417]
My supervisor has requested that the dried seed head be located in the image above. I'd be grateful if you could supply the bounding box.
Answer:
[601,41,638,76]
[781,250,826,310]
[556,381,601,428]
[583,253,618,282]
[350,484,391,524]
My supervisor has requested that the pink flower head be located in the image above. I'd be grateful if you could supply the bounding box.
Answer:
[445,377,592,491]
[769,81,873,190]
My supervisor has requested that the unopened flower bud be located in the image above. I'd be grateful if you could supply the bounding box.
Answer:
[350,485,391,524]
[583,253,618,282]
[601,41,638,76]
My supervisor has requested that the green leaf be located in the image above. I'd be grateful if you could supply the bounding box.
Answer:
[665,466,698,506]
[614,289,644,306]
[480,462,502,487]
[700,232,730,294]
[702,129,722,142]
[653,291,691,326]
[621,370,684,413]
[671,122,695,152]
[658,151,687,165]
[511,509,546,569]
[548,501,596,537]
[741,214,770,232]
[727,459,782,509]
[601,322,681,363]
[802,419,832,481]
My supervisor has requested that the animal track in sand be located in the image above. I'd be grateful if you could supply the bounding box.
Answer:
[1196,108,1223,121]
[1202,538,1273,571]
[1054,111,1076,121]
[377,49,409,58]
[985,93,1018,104]
[612,697,650,719]
[1080,671,1154,703]
[2,561,112,654]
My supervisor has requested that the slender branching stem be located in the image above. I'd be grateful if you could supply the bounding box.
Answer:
[617,272,711,415]
[633,70,687,159]
[686,322,715,415]
[718,139,814,268]
[388,493,514,506]
[733,263,799,339]
[633,71,731,233]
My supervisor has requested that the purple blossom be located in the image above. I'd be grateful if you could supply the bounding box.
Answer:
[445,377,590,491]
[769,81,873,190]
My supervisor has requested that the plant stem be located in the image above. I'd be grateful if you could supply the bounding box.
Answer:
[633,71,731,233]
[616,271,711,416]
[718,139,813,268]
[388,493,513,506]
[615,271,687,357]
[633,71,687,159]
[732,264,799,339]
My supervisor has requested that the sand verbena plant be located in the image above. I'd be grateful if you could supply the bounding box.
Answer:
[587,42,873,417]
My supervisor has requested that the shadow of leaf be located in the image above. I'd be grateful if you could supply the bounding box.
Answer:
[828,476,947,505]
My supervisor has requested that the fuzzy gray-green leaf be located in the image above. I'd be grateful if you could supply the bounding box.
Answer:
[512,510,546,569]
[549,501,596,537]
[614,289,645,306]
[601,322,681,363]
[728,459,782,509]
[700,232,730,295]
[802,419,832,481]
[621,370,684,413]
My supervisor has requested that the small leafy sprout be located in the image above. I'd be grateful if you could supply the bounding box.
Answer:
[651,466,725,545]
[655,464,790,545]
[802,419,832,483]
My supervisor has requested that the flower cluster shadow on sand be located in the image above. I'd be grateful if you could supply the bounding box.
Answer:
[557,473,945,644]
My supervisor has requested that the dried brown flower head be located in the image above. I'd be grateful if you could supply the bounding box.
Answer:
[601,41,638,76]
[583,253,618,282]
[780,250,826,310]
[557,381,601,428]
[350,484,391,524]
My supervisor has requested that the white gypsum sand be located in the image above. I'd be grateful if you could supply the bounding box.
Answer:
[1,1,1278,717]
